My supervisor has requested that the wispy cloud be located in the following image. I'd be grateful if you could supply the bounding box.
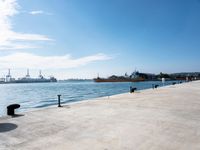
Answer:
[0,0,52,50]
[0,42,38,50]
[29,10,52,15]
[29,10,44,15]
[0,53,112,69]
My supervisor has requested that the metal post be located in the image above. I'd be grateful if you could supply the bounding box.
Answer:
[57,95,61,107]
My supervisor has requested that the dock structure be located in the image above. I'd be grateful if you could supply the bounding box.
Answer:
[0,81,200,150]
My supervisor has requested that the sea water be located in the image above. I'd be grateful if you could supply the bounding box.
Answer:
[0,80,181,116]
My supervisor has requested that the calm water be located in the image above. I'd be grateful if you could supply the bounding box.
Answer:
[0,80,181,116]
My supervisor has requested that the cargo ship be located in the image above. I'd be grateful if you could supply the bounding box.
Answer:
[0,69,57,84]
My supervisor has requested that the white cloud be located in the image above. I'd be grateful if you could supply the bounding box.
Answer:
[29,10,52,15]
[29,10,44,15]
[0,52,112,69]
[0,42,38,50]
[0,0,52,50]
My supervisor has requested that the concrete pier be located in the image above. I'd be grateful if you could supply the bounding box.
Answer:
[0,81,200,150]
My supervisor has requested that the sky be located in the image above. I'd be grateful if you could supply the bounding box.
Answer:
[0,0,200,79]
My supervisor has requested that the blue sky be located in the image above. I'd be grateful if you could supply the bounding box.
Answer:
[0,0,200,79]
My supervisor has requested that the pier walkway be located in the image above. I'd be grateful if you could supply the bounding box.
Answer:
[0,81,200,150]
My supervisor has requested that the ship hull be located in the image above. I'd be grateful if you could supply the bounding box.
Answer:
[0,79,57,84]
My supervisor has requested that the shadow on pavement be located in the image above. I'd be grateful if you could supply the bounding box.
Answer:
[12,114,25,118]
[0,123,17,133]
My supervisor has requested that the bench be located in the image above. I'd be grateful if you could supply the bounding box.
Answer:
[7,104,20,116]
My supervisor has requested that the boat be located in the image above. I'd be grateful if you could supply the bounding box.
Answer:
[0,69,57,84]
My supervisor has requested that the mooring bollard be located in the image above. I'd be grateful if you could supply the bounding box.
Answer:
[57,95,62,107]
[130,86,132,93]
[154,85,159,89]
[130,87,137,93]
[172,82,176,85]
[7,104,20,116]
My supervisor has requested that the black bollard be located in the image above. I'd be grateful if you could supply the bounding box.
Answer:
[155,85,159,89]
[130,86,132,93]
[57,95,62,107]
[130,87,137,93]
[7,104,20,116]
